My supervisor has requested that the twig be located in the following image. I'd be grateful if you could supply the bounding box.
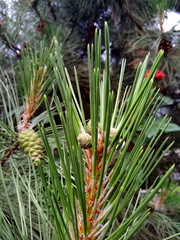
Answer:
[26,0,44,22]
[31,0,43,20]
[125,9,144,32]
[122,0,145,33]
[0,140,19,165]
[0,33,21,52]
[47,0,57,21]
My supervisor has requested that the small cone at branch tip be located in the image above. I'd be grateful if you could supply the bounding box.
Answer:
[87,120,101,134]
[77,133,92,149]
[18,129,43,165]
[109,127,118,140]
[109,128,126,150]
[87,120,92,134]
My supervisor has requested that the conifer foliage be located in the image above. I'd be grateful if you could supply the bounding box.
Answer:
[0,23,178,239]
[38,24,174,239]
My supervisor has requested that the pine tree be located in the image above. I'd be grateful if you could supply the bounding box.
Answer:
[0,0,179,88]
[0,22,180,239]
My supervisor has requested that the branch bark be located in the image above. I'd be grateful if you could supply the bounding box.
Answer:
[125,8,145,33]
[0,33,21,52]
[47,0,57,21]
[0,141,19,165]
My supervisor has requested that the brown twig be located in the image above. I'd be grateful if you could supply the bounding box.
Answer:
[47,0,57,21]
[154,189,167,210]
[125,9,144,33]
[31,0,43,20]
[0,140,19,165]
[158,7,165,34]
[0,33,21,52]
[122,0,145,33]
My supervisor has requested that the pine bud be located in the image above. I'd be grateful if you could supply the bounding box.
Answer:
[109,127,118,140]
[87,120,92,134]
[87,120,101,134]
[77,133,92,149]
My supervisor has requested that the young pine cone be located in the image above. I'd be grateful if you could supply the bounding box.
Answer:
[77,133,92,149]
[18,129,43,165]
[109,127,118,140]
[87,120,101,134]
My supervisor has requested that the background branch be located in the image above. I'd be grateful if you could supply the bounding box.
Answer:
[0,33,21,52]
[0,140,19,165]
[47,0,57,21]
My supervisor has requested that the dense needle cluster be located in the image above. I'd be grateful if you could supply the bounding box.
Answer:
[77,122,118,240]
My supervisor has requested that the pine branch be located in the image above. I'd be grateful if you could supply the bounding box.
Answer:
[47,0,57,21]
[0,32,21,53]
[124,7,145,33]
[0,140,19,165]
[0,41,54,164]
[27,0,44,21]
[18,66,47,131]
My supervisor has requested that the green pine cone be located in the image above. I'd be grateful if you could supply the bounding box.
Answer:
[109,127,118,140]
[77,133,92,149]
[18,129,43,164]
[87,120,92,134]
[87,120,101,134]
